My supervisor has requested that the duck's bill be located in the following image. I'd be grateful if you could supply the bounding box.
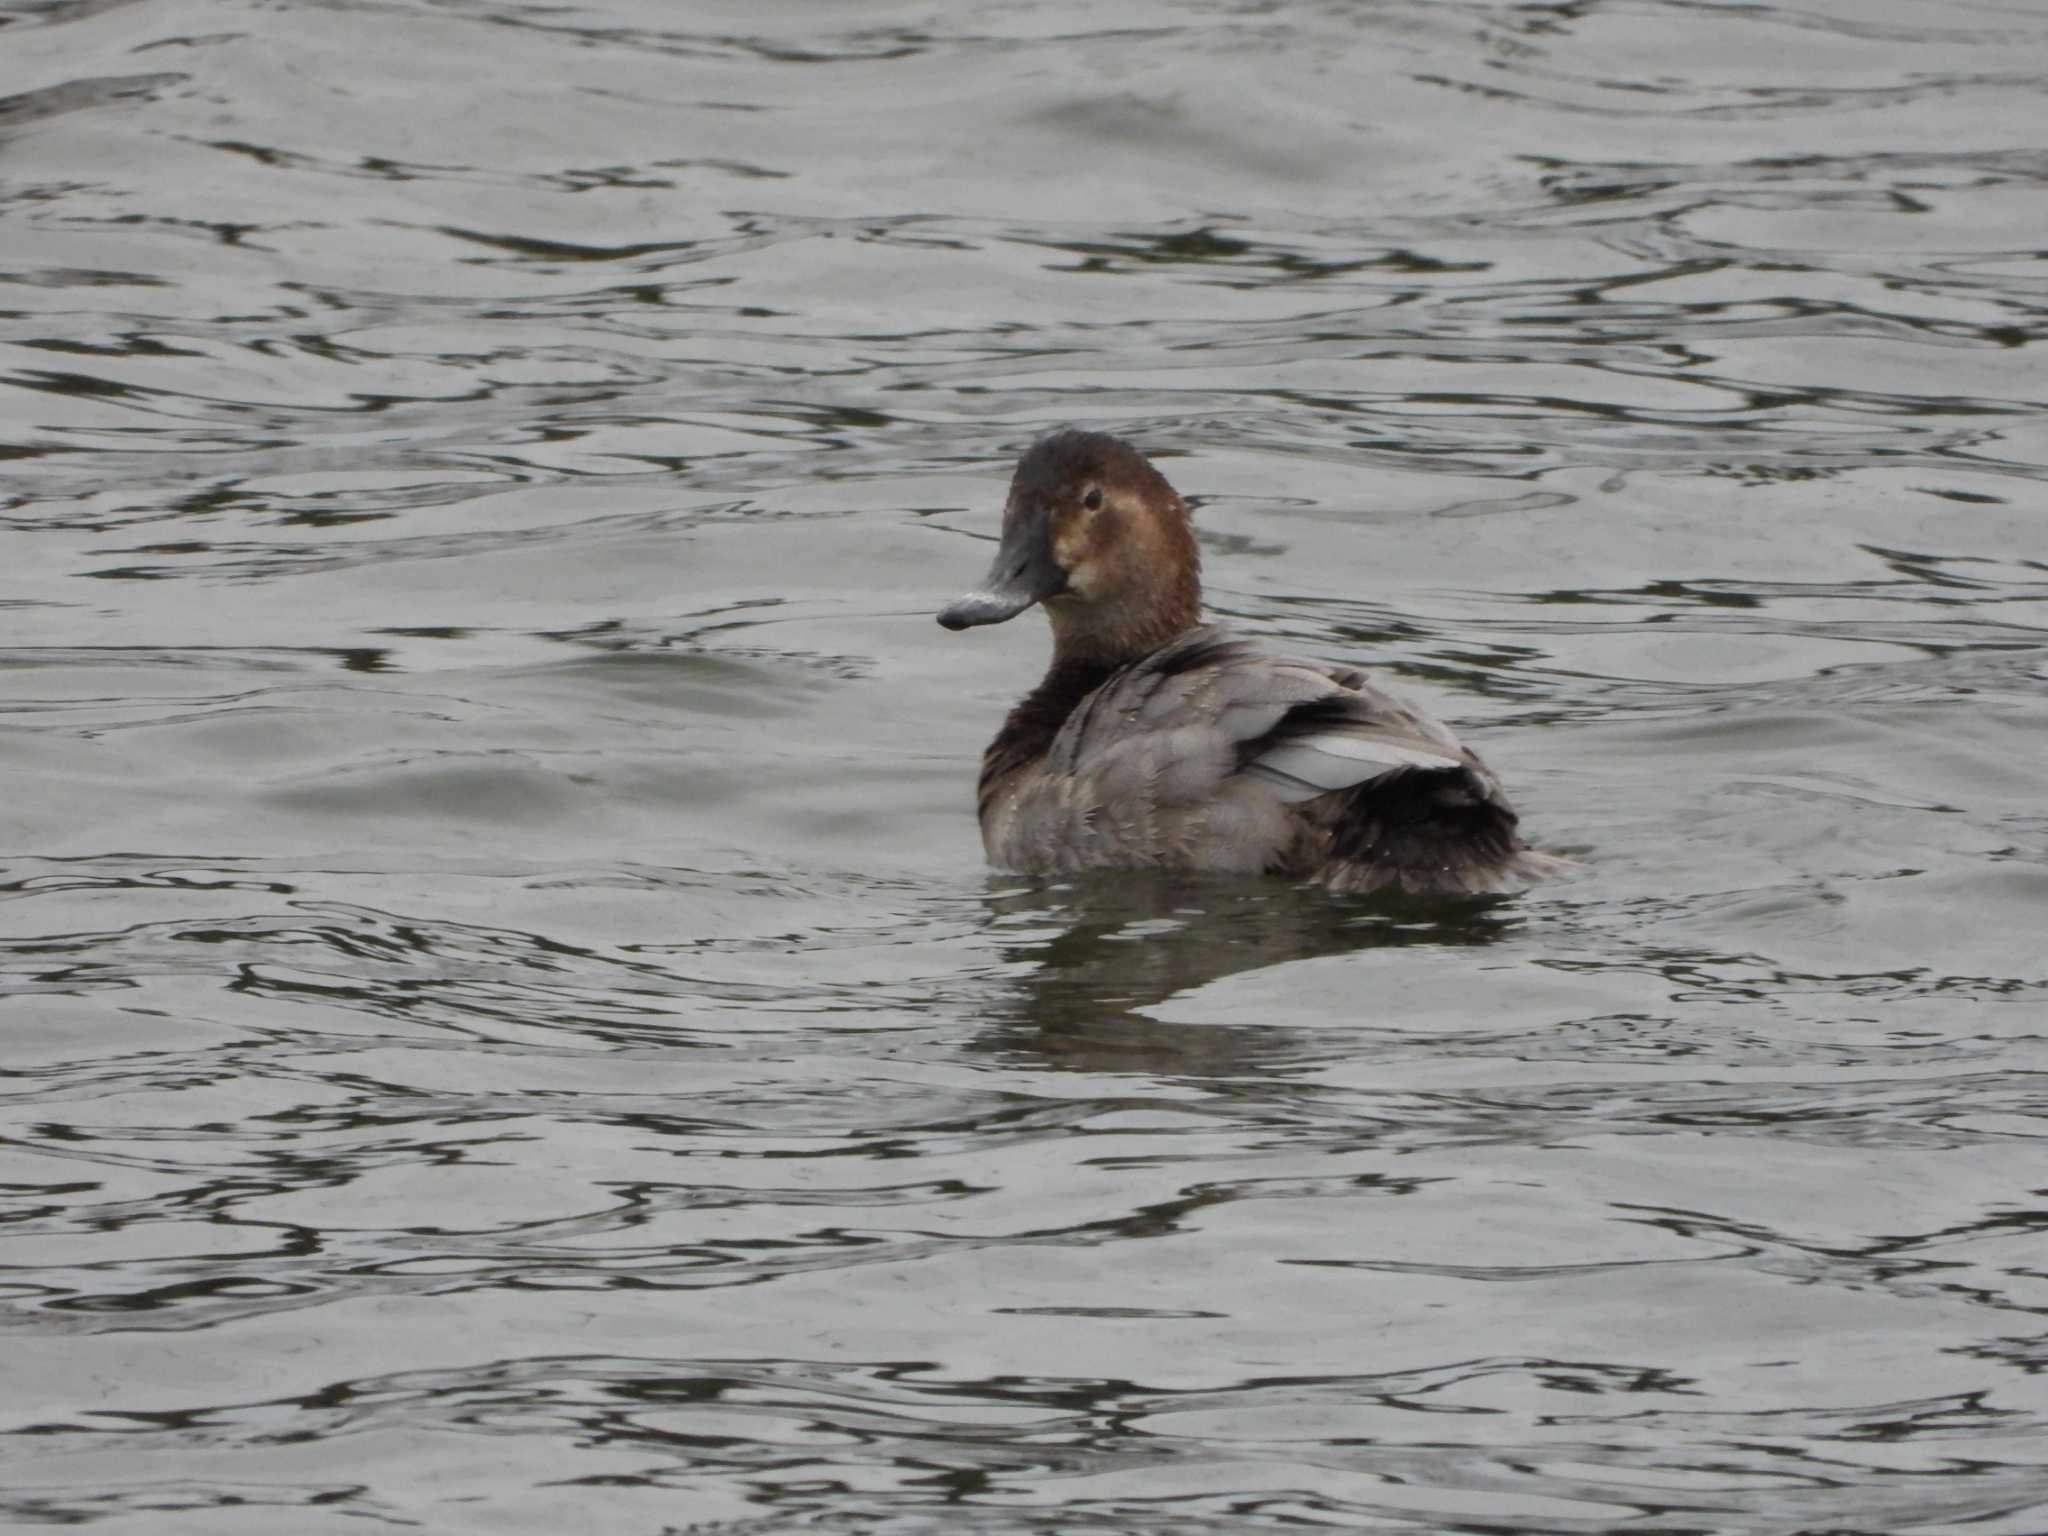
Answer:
[937,529,1064,630]
[937,582,1037,629]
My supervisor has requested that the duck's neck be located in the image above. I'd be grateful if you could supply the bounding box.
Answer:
[1045,601,1198,671]
[1043,529,1203,670]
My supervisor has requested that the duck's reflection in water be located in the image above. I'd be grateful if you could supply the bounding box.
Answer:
[964,873,1517,1076]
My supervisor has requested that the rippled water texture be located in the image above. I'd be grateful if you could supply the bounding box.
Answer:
[4,0,2047,1530]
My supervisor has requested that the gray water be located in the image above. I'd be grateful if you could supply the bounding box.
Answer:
[4,1,2047,1531]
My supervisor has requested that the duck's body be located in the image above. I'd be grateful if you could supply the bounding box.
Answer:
[940,431,1548,895]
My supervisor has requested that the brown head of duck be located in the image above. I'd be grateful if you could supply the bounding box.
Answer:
[938,430,1201,669]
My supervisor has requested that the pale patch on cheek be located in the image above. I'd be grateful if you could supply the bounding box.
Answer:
[1056,528,1089,577]
[1052,523,1093,589]
[1060,555,1102,599]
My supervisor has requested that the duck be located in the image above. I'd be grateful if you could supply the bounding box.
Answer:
[937,429,1553,895]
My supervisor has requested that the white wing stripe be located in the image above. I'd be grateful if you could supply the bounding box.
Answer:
[1240,760,1330,803]
[1290,732,1462,769]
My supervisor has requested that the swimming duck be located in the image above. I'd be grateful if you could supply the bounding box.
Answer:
[938,429,1550,895]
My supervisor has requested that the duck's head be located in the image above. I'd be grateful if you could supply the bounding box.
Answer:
[938,430,1201,660]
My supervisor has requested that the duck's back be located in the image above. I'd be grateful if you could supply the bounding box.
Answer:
[982,626,1535,894]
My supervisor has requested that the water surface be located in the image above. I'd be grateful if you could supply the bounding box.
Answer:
[3,0,2046,1531]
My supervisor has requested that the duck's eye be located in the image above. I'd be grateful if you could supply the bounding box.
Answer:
[1081,487,1103,512]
